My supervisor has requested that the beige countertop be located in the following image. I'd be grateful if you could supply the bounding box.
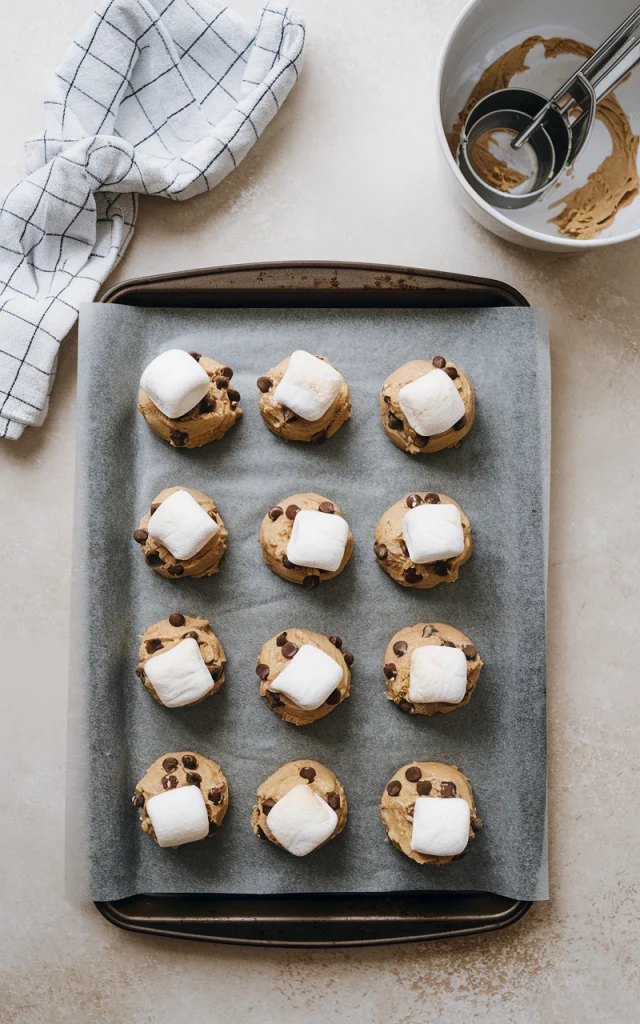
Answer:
[1,1,638,1021]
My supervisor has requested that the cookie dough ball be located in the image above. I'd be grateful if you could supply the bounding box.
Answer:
[260,493,353,588]
[380,761,482,865]
[257,350,350,443]
[251,760,347,856]
[383,623,482,716]
[374,492,471,588]
[133,751,228,848]
[137,614,226,707]
[381,356,474,454]
[134,486,227,579]
[256,629,353,725]
[139,349,242,448]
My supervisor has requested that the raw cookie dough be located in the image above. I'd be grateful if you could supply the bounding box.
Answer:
[251,759,347,851]
[256,628,353,725]
[259,492,354,587]
[257,354,350,443]
[380,357,474,454]
[139,355,242,448]
[137,613,226,705]
[383,622,482,716]
[133,751,228,845]
[374,492,471,588]
[380,761,481,865]
[134,486,227,579]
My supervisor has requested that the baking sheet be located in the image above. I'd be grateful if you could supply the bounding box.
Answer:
[70,302,549,903]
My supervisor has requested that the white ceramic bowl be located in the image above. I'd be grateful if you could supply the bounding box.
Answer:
[435,0,640,251]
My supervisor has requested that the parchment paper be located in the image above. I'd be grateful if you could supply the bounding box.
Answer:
[69,302,549,902]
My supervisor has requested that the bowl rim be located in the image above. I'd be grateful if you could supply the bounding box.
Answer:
[434,0,640,249]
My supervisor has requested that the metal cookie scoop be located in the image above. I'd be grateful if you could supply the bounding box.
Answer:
[458,5,640,209]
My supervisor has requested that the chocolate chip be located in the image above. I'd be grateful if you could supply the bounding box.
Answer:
[406,802,415,819]
[440,781,457,798]
[212,375,229,389]
[472,816,483,830]
[183,631,198,639]
[146,638,163,654]
[169,612,185,627]
[299,766,316,782]
[282,641,298,659]
[150,503,160,514]
[186,772,202,786]
[257,376,272,393]
[256,663,269,680]
[220,366,233,380]
[228,388,241,403]
[276,631,288,646]
[433,561,451,577]
[209,787,225,805]
[261,798,276,815]
[325,688,341,705]
[432,355,446,368]
[342,651,354,666]
[383,393,392,404]
[400,541,409,557]
[444,366,459,380]
[453,415,467,431]
[210,666,223,681]
[283,407,298,423]
[200,395,216,414]
[311,430,327,444]
[442,640,456,648]
[414,434,430,448]
[318,501,334,514]
[417,780,433,796]
[329,635,342,648]
[327,792,340,810]
[393,641,408,657]
[132,793,145,807]
[162,757,179,772]
[383,663,397,681]
[388,413,404,431]
[282,556,297,569]
[145,552,163,567]
[386,780,402,797]
[189,351,201,361]
[167,564,184,576]
[285,504,300,520]
[208,821,218,834]
[256,825,269,840]
[398,699,414,713]
[133,529,148,544]
[266,690,283,708]
[268,505,283,521]
[135,666,145,679]
[405,766,422,782]
[182,755,198,769]
[406,494,423,509]
[424,492,440,504]
[463,644,477,659]
[170,429,188,447]
[162,775,178,790]
[404,567,423,584]
[422,625,435,637]
[302,575,319,589]
[374,542,388,561]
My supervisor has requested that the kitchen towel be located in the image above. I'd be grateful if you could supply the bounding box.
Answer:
[0,0,305,440]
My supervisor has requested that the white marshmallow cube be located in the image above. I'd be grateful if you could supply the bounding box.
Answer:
[402,503,464,564]
[140,349,211,419]
[407,644,468,704]
[287,510,349,572]
[268,644,343,710]
[398,368,465,437]
[144,638,213,708]
[273,350,344,421]
[410,796,471,858]
[148,489,218,561]
[266,784,338,856]
[146,785,210,848]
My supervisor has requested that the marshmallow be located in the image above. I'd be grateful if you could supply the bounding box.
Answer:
[266,784,338,856]
[398,368,465,437]
[287,510,349,572]
[144,638,213,708]
[402,502,464,564]
[269,644,343,710]
[140,349,211,419]
[410,796,471,858]
[146,785,210,848]
[273,350,344,421]
[148,489,218,561]
[407,644,468,704]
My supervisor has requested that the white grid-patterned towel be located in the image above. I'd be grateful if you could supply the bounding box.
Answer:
[0,0,305,440]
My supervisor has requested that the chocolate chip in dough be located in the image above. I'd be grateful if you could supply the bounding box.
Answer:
[374,542,388,560]
[182,754,198,769]
[228,388,241,404]
[393,641,408,657]
[433,561,451,577]
[145,552,163,567]
[150,503,161,514]
[162,757,178,772]
[200,395,216,414]
[406,494,423,509]
[417,780,433,796]
[383,663,397,681]
[266,690,283,708]
[209,787,225,805]
[283,407,298,423]
[220,366,233,380]
[463,644,477,659]
[327,792,340,810]
[186,772,202,786]
[444,366,459,380]
[424,492,440,504]
[472,817,483,831]
[442,640,456,648]
[169,613,185,627]
[261,799,276,815]
[405,766,422,782]
[167,564,184,576]
[453,415,467,431]
[210,666,223,681]
[268,505,283,521]
[256,663,270,680]
[386,780,402,797]
[342,651,354,666]
[162,775,178,790]
[325,688,341,705]
[406,802,415,819]
[404,567,423,584]
[299,766,316,782]
[132,793,145,807]
[212,375,229,389]
[133,529,148,544]
[311,430,327,444]
[285,504,300,520]
[414,434,430,448]
[183,631,198,639]
[440,781,457,798]
[388,413,404,431]
[208,821,218,834]
[302,575,319,589]
[135,666,145,680]
[276,631,288,646]
[422,625,436,638]
[146,638,163,654]
[281,642,298,659]
[432,355,446,368]
[329,635,342,648]
[256,825,269,840]
[398,699,414,713]
[189,351,201,361]
[257,376,272,393]
[170,429,188,447]
[282,556,298,570]
[400,541,409,557]
[318,501,334,514]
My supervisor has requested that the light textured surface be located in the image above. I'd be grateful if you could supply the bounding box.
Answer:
[0,0,639,1020]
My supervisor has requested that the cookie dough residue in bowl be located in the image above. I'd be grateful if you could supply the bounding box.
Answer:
[448,36,640,240]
